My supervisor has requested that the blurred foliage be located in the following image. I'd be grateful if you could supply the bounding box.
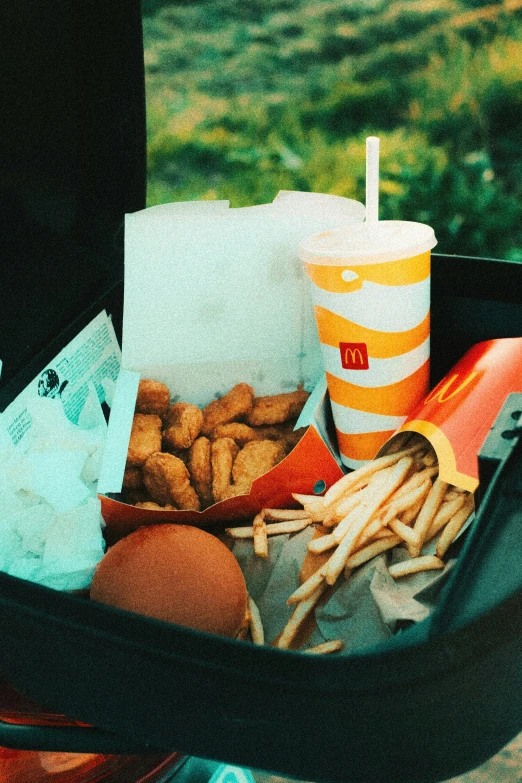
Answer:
[143,0,522,259]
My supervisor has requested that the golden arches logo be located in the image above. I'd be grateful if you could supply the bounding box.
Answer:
[340,342,369,370]
[424,372,480,405]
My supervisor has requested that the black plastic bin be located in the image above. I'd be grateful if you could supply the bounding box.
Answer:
[1,255,522,783]
[3,4,522,781]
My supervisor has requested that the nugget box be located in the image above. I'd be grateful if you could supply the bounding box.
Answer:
[98,192,365,532]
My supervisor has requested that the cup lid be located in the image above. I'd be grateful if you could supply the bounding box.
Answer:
[298,220,437,265]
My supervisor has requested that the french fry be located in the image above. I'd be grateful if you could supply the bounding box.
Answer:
[388,555,445,578]
[308,532,338,554]
[264,518,313,535]
[401,493,428,524]
[273,435,474,647]
[444,487,466,501]
[322,486,367,527]
[383,432,414,453]
[343,534,401,572]
[263,508,311,522]
[247,595,265,645]
[348,513,385,548]
[371,527,397,540]
[421,450,438,467]
[388,518,422,549]
[436,495,475,558]
[277,582,326,649]
[235,606,251,640]
[253,512,268,559]
[303,639,343,654]
[226,516,313,539]
[225,525,258,539]
[287,565,327,605]
[321,444,423,510]
[425,494,466,542]
[410,477,449,556]
[332,503,367,543]
[381,478,433,525]
[325,456,414,585]
[292,493,326,522]
[325,452,413,585]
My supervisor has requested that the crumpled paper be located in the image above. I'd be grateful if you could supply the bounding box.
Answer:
[231,527,455,653]
[0,384,107,590]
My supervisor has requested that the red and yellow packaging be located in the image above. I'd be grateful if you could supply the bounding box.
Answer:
[380,338,522,492]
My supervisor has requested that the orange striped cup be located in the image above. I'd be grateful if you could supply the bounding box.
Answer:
[299,221,437,469]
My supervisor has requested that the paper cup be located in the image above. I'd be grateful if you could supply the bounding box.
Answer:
[299,220,437,469]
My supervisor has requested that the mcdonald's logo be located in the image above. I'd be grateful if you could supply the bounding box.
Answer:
[424,371,480,404]
[340,342,369,370]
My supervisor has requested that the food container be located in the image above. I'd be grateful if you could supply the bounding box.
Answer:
[97,192,365,535]
[2,252,522,783]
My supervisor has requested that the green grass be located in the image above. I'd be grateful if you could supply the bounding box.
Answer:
[143,0,522,259]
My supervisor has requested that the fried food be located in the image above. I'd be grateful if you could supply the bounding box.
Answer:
[163,402,203,451]
[210,421,306,454]
[274,422,307,454]
[122,466,144,490]
[233,440,286,486]
[209,422,258,446]
[127,414,163,467]
[123,488,152,506]
[211,437,240,503]
[187,436,214,509]
[124,379,308,511]
[142,452,201,511]
[266,435,476,650]
[245,388,310,427]
[135,379,171,416]
[135,501,177,511]
[224,440,286,499]
[201,383,254,436]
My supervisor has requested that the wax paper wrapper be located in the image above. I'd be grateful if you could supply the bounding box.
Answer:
[0,312,121,590]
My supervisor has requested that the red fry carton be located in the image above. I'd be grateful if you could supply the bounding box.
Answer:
[98,192,365,533]
[380,338,522,492]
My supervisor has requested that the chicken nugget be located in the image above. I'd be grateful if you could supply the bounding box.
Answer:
[143,452,201,511]
[254,421,307,454]
[211,437,240,503]
[127,414,163,467]
[232,439,286,487]
[188,436,214,509]
[245,388,310,427]
[251,425,287,441]
[123,488,152,506]
[163,402,203,451]
[224,440,286,499]
[135,379,171,416]
[279,425,307,454]
[209,422,258,446]
[123,466,144,490]
[134,501,177,511]
[201,383,254,436]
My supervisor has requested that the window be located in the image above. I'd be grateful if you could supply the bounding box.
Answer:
[142,0,522,261]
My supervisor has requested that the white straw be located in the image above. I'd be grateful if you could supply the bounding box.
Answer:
[365,136,380,223]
